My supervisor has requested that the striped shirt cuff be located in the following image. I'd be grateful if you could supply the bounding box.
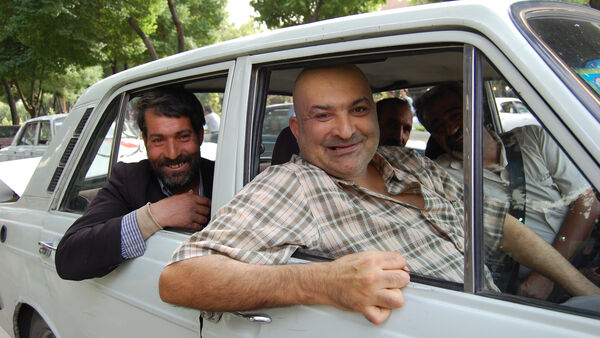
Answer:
[121,210,146,259]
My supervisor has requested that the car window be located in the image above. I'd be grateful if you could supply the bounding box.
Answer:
[60,75,226,214]
[38,121,51,145]
[479,57,600,316]
[251,47,470,290]
[17,122,37,146]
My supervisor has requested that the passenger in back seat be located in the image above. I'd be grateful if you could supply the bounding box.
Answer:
[55,87,214,281]
[415,82,600,299]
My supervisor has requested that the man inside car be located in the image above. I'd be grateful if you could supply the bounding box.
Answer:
[159,65,599,325]
[415,82,600,299]
[377,97,413,147]
[56,88,214,281]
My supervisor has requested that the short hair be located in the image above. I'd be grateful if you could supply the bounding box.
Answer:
[135,87,205,137]
[414,82,462,129]
[376,97,410,121]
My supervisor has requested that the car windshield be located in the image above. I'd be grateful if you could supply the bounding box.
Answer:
[525,11,600,103]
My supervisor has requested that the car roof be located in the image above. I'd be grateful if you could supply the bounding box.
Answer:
[21,114,68,123]
[77,0,538,103]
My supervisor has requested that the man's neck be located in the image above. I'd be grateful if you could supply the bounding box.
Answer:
[352,163,387,195]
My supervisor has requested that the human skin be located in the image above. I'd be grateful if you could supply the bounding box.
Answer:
[378,101,412,147]
[143,111,211,229]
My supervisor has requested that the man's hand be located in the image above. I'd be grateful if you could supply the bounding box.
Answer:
[323,251,410,325]
[518,272,554,300]
[150,190,211,230]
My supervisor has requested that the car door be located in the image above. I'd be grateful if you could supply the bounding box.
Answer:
[35,62,234,337]
[202,28,600,337]
[11,121,38,160]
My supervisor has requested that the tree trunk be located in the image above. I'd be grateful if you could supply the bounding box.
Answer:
[127,16,159,61]
[14,79,43,119]
[308,0,324,23]
[167,0,185,53]
[2,78,20,125]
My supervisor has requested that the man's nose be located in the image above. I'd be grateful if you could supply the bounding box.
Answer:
[164,139,179,159]
[332,113,355,139]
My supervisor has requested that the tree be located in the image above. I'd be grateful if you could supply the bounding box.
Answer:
[250,0,386,29]
[0,0,102,119]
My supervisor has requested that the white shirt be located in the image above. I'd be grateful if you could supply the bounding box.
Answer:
[204,112,220,133]
[436,125,590,245]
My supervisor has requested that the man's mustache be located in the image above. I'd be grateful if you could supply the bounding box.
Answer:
[323,134,366,148]
[157,154,192,167]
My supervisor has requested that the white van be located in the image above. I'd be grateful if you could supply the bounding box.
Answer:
[1,1,599,337]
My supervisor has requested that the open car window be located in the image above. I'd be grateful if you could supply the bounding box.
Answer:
[248,41,600,319]
[60,74,227,214]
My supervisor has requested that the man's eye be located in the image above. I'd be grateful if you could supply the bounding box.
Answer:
[178,134,191,141]
[314,113,331,120]
[151,138,163,144]
[353,106,368,114]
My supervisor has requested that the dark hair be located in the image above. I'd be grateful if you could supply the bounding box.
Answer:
[376,97,410,121]
[135,87,205,137]
[414,82,462,129]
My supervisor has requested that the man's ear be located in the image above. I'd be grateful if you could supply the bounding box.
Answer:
[197,128,204,145]
[289,117,299,139]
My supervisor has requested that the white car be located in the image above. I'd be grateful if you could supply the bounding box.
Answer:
[495,97,539,131]
[1,1,599,337]
[0,114,67,162]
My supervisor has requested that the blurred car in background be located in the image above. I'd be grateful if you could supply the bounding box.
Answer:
[495,97,539,131]
[0,114,67,161]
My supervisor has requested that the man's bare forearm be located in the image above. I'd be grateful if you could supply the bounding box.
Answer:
[501,214,599,297]
[159,251,410,325]
[159,255,327,311]
[553,190,600,259]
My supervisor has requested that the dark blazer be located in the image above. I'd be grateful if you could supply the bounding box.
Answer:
[55,158,214,281]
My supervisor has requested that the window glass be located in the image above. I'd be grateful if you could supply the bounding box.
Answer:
[480,58,600,315]
[18,123,37,145]
[62,98,121,212]
[527,15,600,100]
[38,121,51,145]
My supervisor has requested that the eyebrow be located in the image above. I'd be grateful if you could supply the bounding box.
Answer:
[308,97,371,112]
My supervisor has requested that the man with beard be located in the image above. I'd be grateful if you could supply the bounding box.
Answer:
[415,82,600,299]
[377,97,413,147]
[56,88,214,281]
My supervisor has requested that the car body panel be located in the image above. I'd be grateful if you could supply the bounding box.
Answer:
[1,1,599,337]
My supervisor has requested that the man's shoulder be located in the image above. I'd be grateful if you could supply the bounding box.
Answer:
[111,159,154,183]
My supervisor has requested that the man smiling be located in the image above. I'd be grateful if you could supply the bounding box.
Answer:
[56,88,214,281]
[159,65,599,325]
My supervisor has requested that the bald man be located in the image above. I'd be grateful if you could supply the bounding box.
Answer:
[159,65,599,325]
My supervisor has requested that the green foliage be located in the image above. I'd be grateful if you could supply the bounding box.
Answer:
[408,0,591,5]
[217,21,263,43]
[151,0,227,56]
[250,0,386,29]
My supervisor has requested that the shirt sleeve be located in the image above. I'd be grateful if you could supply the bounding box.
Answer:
[535,126,590,197]
[120,210,146,259]
[169,164,318,266]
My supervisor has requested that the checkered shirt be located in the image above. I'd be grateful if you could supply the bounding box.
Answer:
[170,146,506,289]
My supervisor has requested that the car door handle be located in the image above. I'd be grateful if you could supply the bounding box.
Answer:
[38,241,57,257]
[231,311,272,323]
